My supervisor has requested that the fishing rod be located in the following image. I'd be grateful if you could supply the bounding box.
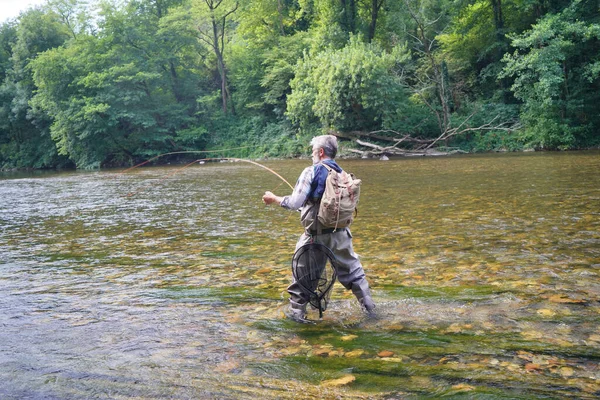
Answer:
[113,147,254,176]
[122,156,294,197]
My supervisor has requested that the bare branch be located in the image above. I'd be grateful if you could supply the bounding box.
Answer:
[406,31,423,46]
[425,14,443,27]
[195,28,213,47]
[428,36,437,52]
[335,112,521,157]
[223,2,238,19]
[425,111,476,149]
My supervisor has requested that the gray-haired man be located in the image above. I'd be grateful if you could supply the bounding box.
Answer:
[263,135,375,321]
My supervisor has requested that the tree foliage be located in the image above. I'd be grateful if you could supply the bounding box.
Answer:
[501,0,600,149]
[0,8,71,169]
[0,0,598,169]
[287,37,409,132]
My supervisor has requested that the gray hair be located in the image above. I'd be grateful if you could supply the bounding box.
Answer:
[310,135,338,158]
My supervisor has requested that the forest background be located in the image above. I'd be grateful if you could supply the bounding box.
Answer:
[0,0,598,170]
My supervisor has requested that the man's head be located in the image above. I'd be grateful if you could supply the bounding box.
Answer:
[310,135,338,164]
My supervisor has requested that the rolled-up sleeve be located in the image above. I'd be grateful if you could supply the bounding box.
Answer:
[280,166,314,211]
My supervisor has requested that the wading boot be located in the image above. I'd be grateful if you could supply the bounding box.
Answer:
[359,295,377,318]
[285,304,310,324]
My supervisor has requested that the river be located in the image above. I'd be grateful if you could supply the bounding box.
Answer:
[1,151,599,398]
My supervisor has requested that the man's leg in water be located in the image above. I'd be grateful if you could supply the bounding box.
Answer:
[328,229,375,312]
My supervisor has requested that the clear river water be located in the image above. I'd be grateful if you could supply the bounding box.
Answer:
[1,151,599,399]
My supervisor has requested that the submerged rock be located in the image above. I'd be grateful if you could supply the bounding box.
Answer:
[321,375,356,387]
[377,350,395,358]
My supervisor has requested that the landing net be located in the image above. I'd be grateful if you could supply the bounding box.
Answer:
[291,243,338,318]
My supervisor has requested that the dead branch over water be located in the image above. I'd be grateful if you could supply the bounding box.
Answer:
[332,116,522,157]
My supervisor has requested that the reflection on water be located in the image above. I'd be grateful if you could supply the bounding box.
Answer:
[1,151,600,398]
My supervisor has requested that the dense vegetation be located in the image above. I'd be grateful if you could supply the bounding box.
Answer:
[0,0,598,169]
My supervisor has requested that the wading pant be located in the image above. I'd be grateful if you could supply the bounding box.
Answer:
[288,228,374,316]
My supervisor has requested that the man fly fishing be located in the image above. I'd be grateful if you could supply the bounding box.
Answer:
[262,135,375,322]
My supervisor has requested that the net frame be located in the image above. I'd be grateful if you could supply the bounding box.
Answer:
[291,242,338,318]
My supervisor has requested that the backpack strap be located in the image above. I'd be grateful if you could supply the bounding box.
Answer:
[310,162,334,237]
[316,162,343,232]
[320,162,334,173]
[311,199,322,237]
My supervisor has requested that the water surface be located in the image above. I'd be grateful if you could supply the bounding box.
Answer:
[1,151,599,398]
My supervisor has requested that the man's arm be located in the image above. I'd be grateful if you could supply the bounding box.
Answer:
[262,166,314,210]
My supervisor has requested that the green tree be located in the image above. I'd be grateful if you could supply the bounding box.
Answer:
[400,0,456,137]
[3,0,599,169]
[302,0,390,48]
[0,8,71,169]
[230,0,311,116]
[501,0,600,149]
[30,0,206,168]
[0,22,17,83]
[48,0,93,39]
[287,37,410,133]
[187,0,239,115]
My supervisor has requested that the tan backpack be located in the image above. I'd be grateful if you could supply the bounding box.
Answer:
[317,163,361,230]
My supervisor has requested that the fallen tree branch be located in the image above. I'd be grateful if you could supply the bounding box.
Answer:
[424,116,522,150]
[331,114,522,157]
[353,139,467,156]
[347,146,466,157]
[424,110,478,150]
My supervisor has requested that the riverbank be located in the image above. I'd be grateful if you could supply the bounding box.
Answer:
[2,142,600,173]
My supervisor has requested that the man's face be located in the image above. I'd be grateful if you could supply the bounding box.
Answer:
[312,147,321,165]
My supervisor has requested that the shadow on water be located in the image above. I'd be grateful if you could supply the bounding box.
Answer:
[1,152,600,398]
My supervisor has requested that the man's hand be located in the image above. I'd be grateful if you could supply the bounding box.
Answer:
[263,191,282,206]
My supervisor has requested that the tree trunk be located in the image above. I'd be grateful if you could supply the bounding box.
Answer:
[277,0,285,35]
[491,0,510,102]
[340,0,356,34]
[561,60,568,121]
[200,0,237,115]
[368,0,385,42]
[210,17,227,113]
[169,61,183,103]
[155,0,164,18]
[490,0,504,42]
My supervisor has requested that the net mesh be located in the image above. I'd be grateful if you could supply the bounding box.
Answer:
[291,243,338,318]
